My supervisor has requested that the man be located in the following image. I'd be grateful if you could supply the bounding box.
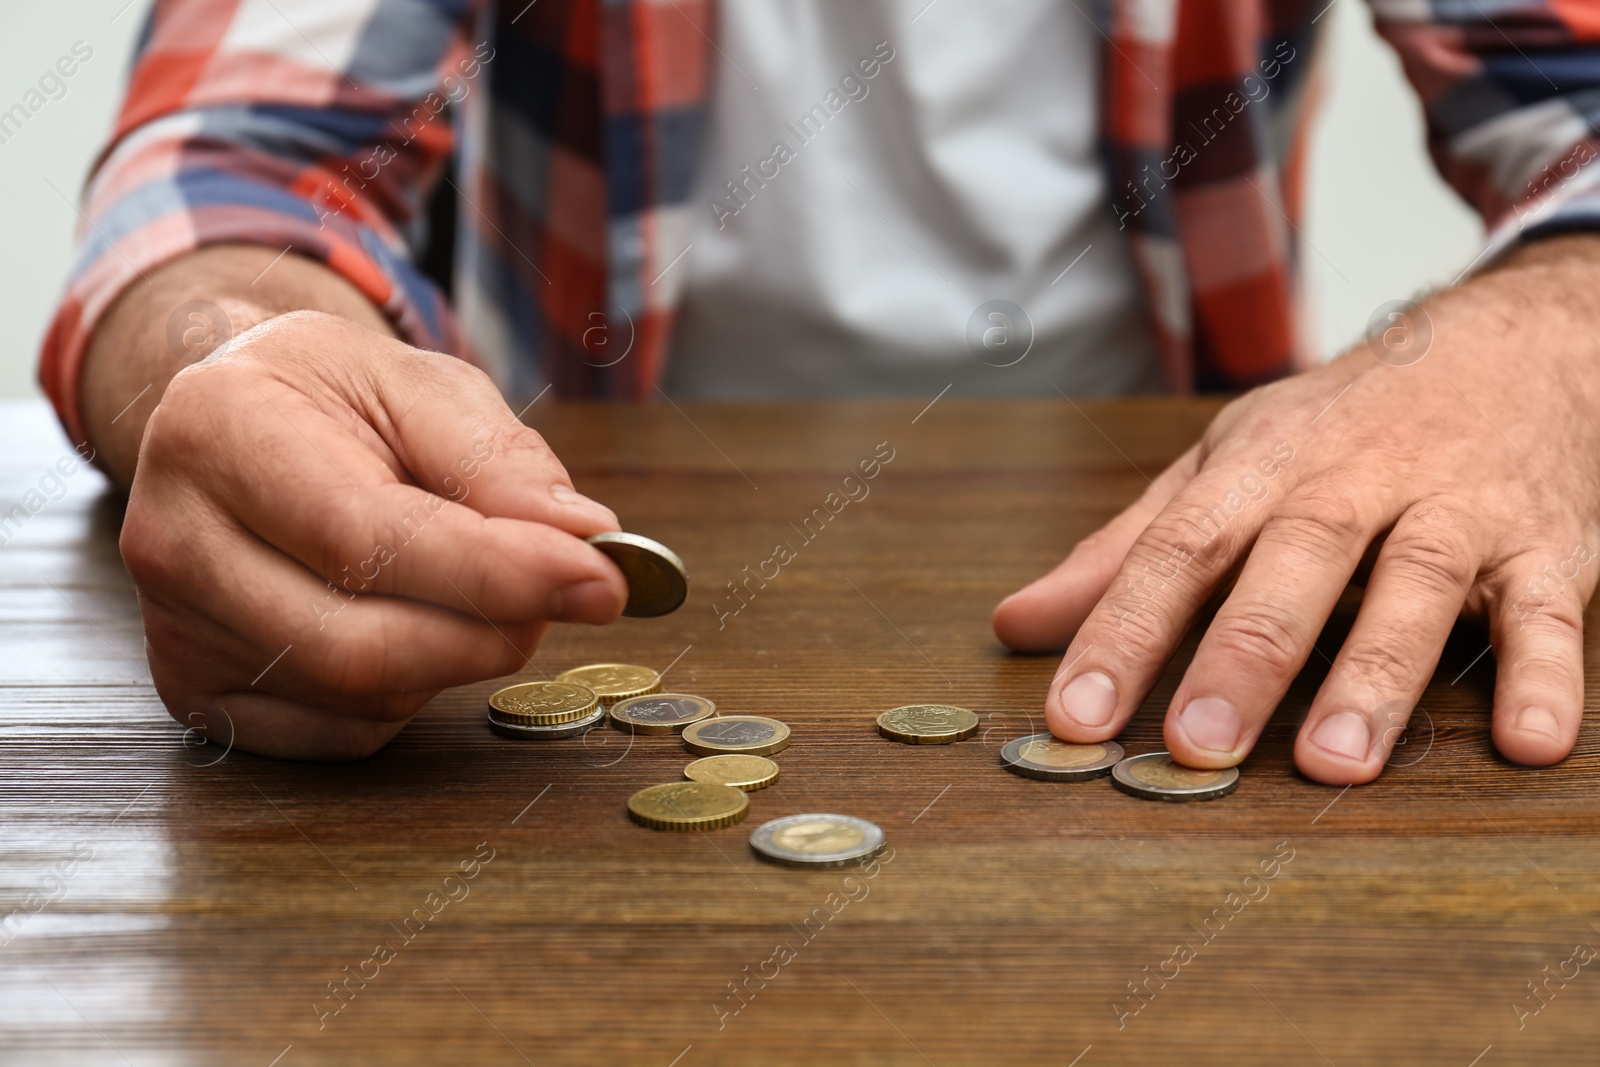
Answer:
[40,0,1600,779]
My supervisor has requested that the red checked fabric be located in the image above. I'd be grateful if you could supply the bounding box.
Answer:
[38,0,1600,443]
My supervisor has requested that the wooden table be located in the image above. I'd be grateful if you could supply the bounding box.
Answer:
[2,395,1596,1066]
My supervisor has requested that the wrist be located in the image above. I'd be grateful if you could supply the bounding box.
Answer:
[80,245,394,486]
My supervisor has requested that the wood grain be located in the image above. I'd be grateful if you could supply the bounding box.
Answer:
[2,396,1598,1066]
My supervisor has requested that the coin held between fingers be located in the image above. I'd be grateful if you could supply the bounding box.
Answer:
[586,532,689,617]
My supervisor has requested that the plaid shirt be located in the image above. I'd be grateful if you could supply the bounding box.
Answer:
[39,0,1600,442]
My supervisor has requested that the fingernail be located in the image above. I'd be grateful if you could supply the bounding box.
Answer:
[1514,705,1562,741]
[1310,710,1371,762]
[1178,696,1241,753]
[551,483,603,509]
[552,579,619,622]
[1059,671,1118,728]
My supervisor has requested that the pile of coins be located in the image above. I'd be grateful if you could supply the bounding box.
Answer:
[875,703,1239,802]
[486,663,887,867]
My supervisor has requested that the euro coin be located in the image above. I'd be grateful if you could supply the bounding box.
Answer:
[681,715,791,757]
[1111,752,1240,802]
[486,705,606,741]
[684,754,780,792]
[610,693,716,735]
[487,681,599,725]
[587,532,689,617]
[1001,734,1124,782]
[876,704,979,745]
[750,814,886,868]
[555,663,661,703]
[627,782,749,831]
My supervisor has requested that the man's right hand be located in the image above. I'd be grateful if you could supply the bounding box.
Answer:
[83,248,626,759]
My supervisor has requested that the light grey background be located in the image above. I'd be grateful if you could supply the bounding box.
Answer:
[0,0,1483,401]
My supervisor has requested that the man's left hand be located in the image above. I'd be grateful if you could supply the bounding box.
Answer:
[994,235,1600,785]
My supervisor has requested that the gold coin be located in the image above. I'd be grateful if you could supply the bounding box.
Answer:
[684,754,780,792]
[627,782,749,831]
[555,663,661,702]
[681,715,792,757]
[610,693,716,735]
[1111,752,1240,802]
[876,704,979,745]
[487,681,600,725]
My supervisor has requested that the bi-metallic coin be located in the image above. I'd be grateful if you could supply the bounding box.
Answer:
[610,693,717,735]
[627,781,749,831]
[487,681,599,725]
[684,754,780,792]
[586,532,689,617]
[876,704,979,745]
[681,715,792,757]
[1001,734,1125,782]
[555,663,661,703]
[749,814,886,867]
[1111,751,1240,802]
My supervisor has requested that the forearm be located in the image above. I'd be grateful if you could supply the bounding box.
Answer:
[80,245,395,487]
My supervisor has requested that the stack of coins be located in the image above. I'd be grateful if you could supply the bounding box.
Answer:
[485,681,604,740]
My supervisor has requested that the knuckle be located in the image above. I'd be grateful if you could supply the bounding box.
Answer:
[1337,635,1417,694]
[1132,504,1230,574]
[1382,518,1476,598]
[1515,595,1585,644]
[1274,484,1368,551]
[1091,586,1170,661]
[118,502,185,588]
[1206,604,1306,677]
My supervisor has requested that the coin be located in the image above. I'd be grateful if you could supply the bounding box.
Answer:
[1001,734,1124,782]
[627,782,749,831]
[684,754,780,792]
[487,681,600,725]
[1111,752,1240,802]
[486,705,606,741]
[555,663,661,703]
[749,814,886,867]
[876,704,979,745]
[610,693,716,735]
[681,715,792,757]
[587,532,689,617]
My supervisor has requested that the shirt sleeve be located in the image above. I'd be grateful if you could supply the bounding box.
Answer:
[39,0,488,444]
[1369,0,1600,258]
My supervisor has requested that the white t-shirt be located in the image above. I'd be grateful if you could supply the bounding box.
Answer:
[664,0,1162,398]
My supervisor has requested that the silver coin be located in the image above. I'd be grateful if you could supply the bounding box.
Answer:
[1111,751,1240,802]
[1000,734,1124,782]
[486,705,606,741]
[610,693,716,735]
[749,814,886,868]
[586,532,689,617]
